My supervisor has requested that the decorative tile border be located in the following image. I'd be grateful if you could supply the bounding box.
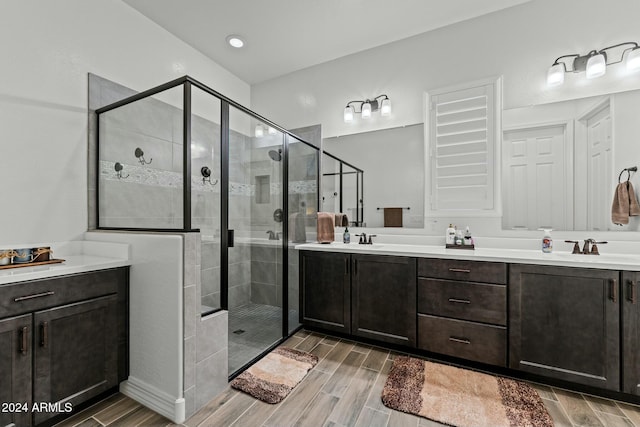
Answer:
[100,161,316,196]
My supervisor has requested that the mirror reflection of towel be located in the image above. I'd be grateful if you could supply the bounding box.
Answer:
[384,207,403,227]
[612,181,640,225]
[334,213,349,227]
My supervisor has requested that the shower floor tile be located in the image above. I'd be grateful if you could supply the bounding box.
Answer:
[228,302,300,374]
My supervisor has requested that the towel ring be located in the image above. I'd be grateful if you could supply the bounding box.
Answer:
[618,166,638,183]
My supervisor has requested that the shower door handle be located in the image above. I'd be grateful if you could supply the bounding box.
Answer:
[228,229,235,248]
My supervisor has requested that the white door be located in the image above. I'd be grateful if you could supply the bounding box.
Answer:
[502,124,569,230]
[584,103,613,230]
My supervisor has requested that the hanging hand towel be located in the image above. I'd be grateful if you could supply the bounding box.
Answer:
[629,181,640,216]
[316,212,335,243]
[612,181,640,225]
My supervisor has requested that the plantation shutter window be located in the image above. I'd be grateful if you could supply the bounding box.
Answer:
[428,81,498,212]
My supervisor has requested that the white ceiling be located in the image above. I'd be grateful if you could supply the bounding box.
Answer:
[123,0,532,84]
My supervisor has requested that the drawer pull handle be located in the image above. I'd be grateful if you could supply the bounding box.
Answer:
[628,280,637,304]
[449,268,471,273]
[448,298,471,304]
[40,322,48,348]
[610,279,617,302]
[14,291,55,302]
[449,336,471,345]
[20,326,28,355]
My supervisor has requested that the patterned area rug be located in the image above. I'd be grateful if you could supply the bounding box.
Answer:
[230,347,318,404]
[382,356,554,427]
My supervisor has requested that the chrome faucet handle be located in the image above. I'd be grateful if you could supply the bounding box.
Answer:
[564,240,581,254]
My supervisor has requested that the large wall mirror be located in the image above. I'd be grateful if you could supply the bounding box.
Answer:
[503,88,640,232]
[322,124,425,228]
[320,88,640,233]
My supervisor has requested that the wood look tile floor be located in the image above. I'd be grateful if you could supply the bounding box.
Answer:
[54,330,640,427]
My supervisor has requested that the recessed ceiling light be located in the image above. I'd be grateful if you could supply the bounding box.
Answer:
[226,35,245,48]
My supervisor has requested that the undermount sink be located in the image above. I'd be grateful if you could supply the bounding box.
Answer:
[545,252,640,264]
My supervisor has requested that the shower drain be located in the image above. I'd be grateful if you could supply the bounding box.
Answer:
[233,329,246,335]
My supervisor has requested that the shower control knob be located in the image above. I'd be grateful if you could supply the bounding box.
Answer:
[201,166,211,178]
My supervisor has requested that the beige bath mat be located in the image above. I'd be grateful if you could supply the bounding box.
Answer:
[382,356,553,427]
[230,347,318,404]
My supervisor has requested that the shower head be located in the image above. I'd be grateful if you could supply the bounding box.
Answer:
[268,149,282,162]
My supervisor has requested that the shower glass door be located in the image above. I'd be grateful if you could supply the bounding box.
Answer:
[227,105,284,375]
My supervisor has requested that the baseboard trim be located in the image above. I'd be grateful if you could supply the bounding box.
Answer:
[120,377,185,423]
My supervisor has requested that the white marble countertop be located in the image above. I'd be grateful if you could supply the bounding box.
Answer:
[295,242,640,271]
[0,240,131,285]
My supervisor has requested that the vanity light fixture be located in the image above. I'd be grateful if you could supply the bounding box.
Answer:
[343,94,391,123]
[547,41,640,87]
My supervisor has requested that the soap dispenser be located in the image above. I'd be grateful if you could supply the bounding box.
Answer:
[541,229,553,253]
[343,226,350,244]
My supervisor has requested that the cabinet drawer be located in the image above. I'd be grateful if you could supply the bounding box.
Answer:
[418,258,507,284]
[417,278,506,325]
[417,314,506,366]
[0,268,124,318]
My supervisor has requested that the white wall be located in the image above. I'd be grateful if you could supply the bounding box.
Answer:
[0,0,249,244]
[251,0,640,139]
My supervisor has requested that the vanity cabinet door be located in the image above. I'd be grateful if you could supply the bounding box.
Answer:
[33,295,119,425]
[300,251,351,334]
[0,314,33,427]
[509,264,620,390]
[622,271,640,395]
[352,254,416,347]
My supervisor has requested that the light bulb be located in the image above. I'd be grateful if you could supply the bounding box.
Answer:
[380,98,391,116]
[546,63,565,87]
[343,105,354,123]
[226,35,244,48]
[268,126,277,135]
[254,125,264,138]
[627,48,640,71]
[586,53,606,79]
[361,102,372,119]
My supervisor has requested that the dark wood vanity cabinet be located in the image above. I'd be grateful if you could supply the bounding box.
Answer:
[300,251,351,334]
[509,264,620,390]
[300,251,416,345]
[0,314,33,427]
[351,254,416,346]
[416,258,508,366]
[622,271,640,395]
[0,267,129,426]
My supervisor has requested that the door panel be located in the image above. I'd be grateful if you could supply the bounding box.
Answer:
[0,314,32,427]
[510,264,620,390]
[33,296,118,425]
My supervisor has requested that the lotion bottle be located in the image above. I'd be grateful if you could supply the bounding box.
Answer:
[446,224,455,245]
[541,229,553,253]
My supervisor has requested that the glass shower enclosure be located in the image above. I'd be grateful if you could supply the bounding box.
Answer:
[96,76,319,376]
